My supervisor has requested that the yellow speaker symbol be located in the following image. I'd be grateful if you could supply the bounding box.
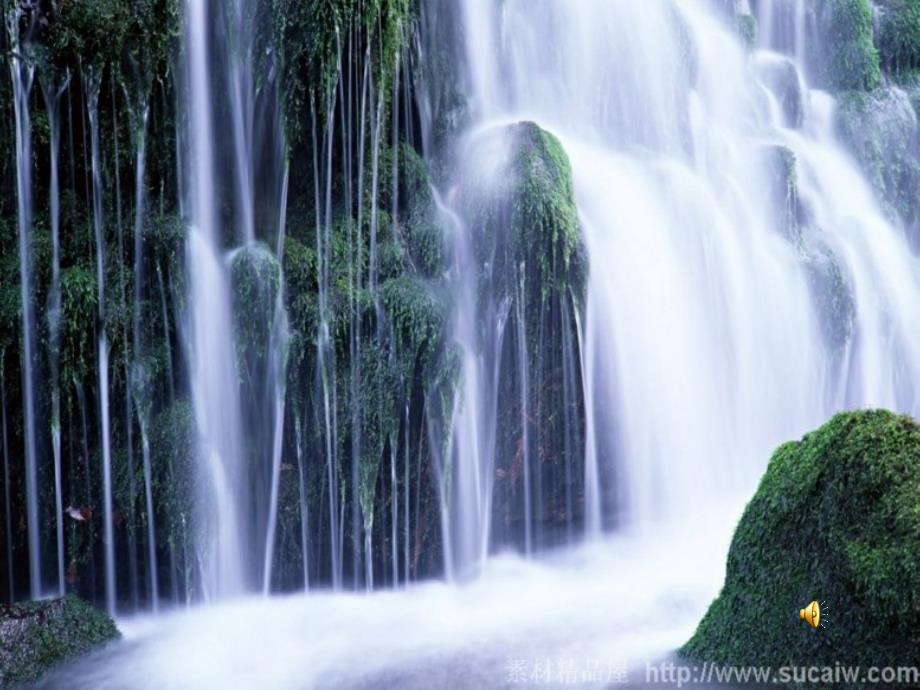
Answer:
[800,600,821,629]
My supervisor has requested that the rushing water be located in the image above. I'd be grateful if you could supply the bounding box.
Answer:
[182,0,248,599]
[7,6,41,601]
[443,0,920,550]
[7,0,920,685]
[41,507,739,689]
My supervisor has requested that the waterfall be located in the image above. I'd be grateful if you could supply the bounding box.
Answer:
[444,0,920,544]
[85,65,118,614]
[179,0,290,598]
[182,0,247,599]
[127,90,160,611]
[225,0,256,245]
[8,7,42,600]
[312,89,343,590]
[41,68,70,599]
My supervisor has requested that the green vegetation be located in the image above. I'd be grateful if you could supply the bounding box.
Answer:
[684,410,920,671]
[0,595,119,685]
[272,0,412,145]
[231,243,284,381]
[59,264,98,388]
[877,0,920,74]
[459,122,588,537]
[818,0,881,91]
[467,122,585,307]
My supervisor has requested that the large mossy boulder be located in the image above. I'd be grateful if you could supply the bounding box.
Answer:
[0,595,119,686]
[462,122,586,307]
[458,122,588,544]
[683,410,920,670]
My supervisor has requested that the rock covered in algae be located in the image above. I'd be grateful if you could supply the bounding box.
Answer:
[0,595,119,686]
[683,410,920,670]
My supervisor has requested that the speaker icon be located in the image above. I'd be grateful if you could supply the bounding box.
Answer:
[799,600,830,629]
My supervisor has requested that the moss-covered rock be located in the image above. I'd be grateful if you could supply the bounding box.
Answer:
[804,246,856,355]
[0,595,119,685]
[380,143,448,279]
[764,145,803,242]
[835,86,920,239]
[815,0,882,91]
[683,410,920,671]
[230,242,284,382]
[464,122,586,305]
[458,122,588,544]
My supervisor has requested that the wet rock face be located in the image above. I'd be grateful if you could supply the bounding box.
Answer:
[0,595,119,685]
[683,410,920,669]
[835,86,920,243]
[756,55,805,128]
[457,122,589,545]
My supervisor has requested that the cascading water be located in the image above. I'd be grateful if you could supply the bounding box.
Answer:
[41,68,70,598]
[444,0,920,548]
[182,0,248,599]
[181,0,289,598]
[86,64,118,615]
[4,0,920,686]
[8,6,42,600]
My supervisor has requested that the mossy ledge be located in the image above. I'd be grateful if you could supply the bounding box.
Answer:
[0,595,119,686]
[683,410,920,675]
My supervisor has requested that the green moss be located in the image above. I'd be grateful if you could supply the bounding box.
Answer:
[60,264,98,385]
[818,0,882,91]
[462,121,586,320]
[683,410,920,671]
[230,243,283,380]
[0,595,119,685]
[876,0,920,74]
[380,143,448,278]
[45,0,133,68]
[0,225,19,354]
[282,234,319,380]
[381,275,446,371]
[150,400,196,587]
[357,342,400,531]
[273,0,412,146]
[39,0,178,74]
